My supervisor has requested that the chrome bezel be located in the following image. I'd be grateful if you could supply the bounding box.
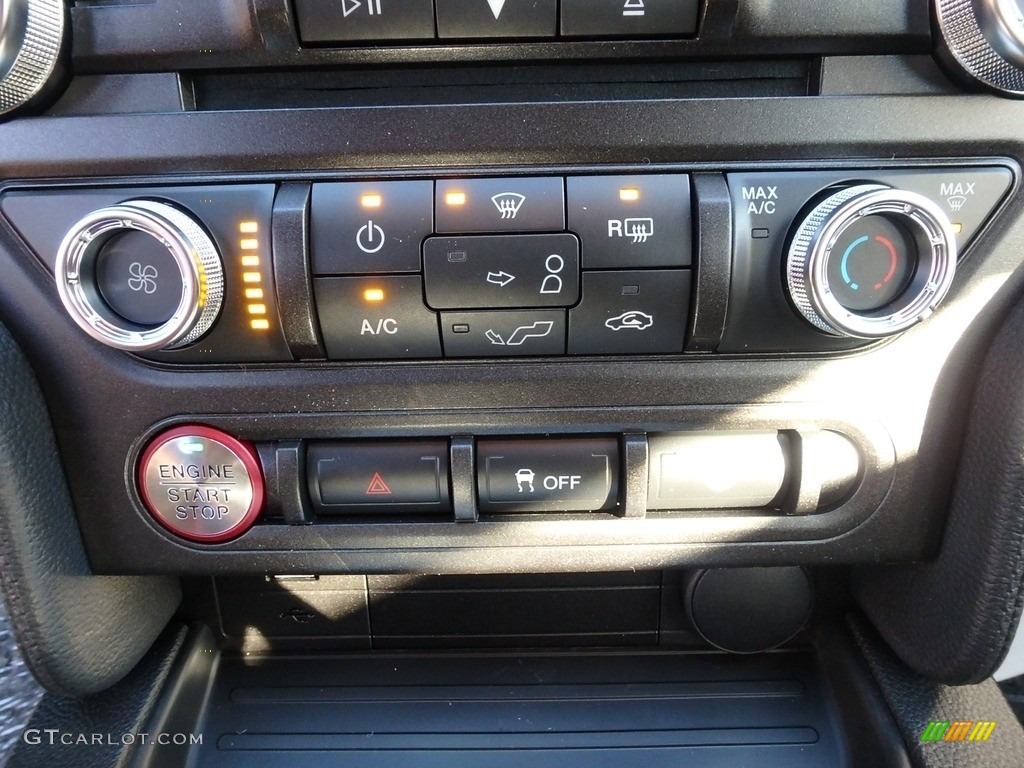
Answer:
[787,187,958,339]
[54,200,223,351]
[0,0,65,117]
[937,0,1024,96]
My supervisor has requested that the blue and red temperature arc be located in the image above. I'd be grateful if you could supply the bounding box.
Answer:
[840,235,898,291]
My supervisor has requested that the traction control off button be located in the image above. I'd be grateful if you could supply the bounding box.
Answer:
[477,437,619,512]
[138,426,265,543]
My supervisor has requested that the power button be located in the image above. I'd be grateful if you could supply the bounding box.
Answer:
[137,426,265,543]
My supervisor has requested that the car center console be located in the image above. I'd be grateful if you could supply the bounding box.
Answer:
[1,0,1024,580]
[0,159,1012,567]
[8,3,1024,766]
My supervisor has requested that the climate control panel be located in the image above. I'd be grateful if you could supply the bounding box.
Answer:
[0,162,1014,363]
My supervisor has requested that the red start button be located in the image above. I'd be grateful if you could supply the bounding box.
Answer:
[137,425,264,543]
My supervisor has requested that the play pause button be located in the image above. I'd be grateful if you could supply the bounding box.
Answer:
[307,441,452,515]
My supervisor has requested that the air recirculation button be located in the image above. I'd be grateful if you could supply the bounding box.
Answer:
[55,200,224,351]
[785,185,958,338]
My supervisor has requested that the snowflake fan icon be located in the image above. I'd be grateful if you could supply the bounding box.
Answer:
[128,262,159,294]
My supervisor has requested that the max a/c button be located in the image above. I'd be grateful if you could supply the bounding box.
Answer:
[307,441,452,515]
[477,437,619,512]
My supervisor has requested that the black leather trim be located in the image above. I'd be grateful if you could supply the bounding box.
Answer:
[7,623,188,768]
[848,614,1024,768]
[0,320,180,696]
[854,293,1024,684]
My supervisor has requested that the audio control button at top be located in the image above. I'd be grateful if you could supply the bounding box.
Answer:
[561,0,699,38]
[436,0,557,38]
[294,0,436,43]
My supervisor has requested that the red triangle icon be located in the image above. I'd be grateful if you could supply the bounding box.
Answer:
[365,472,392,495]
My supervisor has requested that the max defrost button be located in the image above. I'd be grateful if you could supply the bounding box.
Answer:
[477,437,619,512]
[138,426,265,543]
[314,275,441,359]
[307,441,451,515]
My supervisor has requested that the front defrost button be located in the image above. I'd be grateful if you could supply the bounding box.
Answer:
[436,177,565,233]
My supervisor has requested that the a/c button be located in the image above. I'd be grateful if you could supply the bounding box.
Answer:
[314,275,441,360]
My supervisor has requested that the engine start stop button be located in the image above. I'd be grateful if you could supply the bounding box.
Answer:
[137,425,264,543]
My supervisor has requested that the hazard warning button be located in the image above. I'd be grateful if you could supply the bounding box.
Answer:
[307,441,451,515]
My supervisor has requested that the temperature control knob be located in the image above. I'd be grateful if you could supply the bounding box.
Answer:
[55,200,224,351]
[785,185,958,339]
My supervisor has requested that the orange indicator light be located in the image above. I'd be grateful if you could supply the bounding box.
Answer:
[240,238,259,250]
[239,221,259,234]
[241,255,260,267]
[363,288,385,303]
[619,187,641,202]
[361,194,383,209]
[245,288,264,299]
[250,319,270,331]
[247,304,267,315]
[445,191,467,206]
[243,272,261,283]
